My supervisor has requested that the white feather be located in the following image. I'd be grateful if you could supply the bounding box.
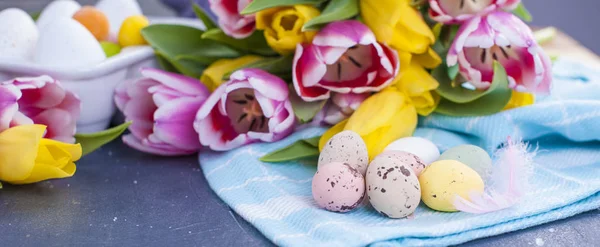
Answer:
[453,137,536,214]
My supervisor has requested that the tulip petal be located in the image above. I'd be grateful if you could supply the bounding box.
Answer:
[0,85,21,131]
[152,97,204,150]
[122,134,196,156]
[141,68,209,96]
[0,125,44,182]
[31,109,76,143]
[292,44,330,101]
[232,69,289,101]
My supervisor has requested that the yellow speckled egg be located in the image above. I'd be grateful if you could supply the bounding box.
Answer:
[418,160,484,212]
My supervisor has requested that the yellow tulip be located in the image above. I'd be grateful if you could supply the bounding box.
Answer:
[319,88,418,160]
[200,55,263,91]
[361,0,435,55]
[256,5,320,55]
[392,51,440,116]
[503,91,535,110]
[0,125,81,184]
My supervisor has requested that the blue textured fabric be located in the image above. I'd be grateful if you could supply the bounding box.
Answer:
[198,59,600,247]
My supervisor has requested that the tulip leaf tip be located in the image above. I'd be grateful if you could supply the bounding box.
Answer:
[75,121,132,156]
[260,138,321,163]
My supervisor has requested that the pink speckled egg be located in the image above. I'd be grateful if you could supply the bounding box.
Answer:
[312,162,365,213]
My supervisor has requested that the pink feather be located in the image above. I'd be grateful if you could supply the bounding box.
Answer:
[452,137,536,214]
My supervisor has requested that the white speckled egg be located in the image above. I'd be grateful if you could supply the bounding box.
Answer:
[384,137,440,164]
[318,130,369,175]
[36,0,81,30]
[96,0,143,41]
[380,151,428,176]
[366,154,421,218]
[0,8,39,61]
[439,145,492,177]
[312,162,365,213]
[34,18,106,69]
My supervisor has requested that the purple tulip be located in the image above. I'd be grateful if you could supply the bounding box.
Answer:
[313,93,369,125]
[194,69,295,151]
[292,20,399,102]
[0,76,81,143]
[115,68,210,156]
[447,11,552,94]
[429,0,520,23]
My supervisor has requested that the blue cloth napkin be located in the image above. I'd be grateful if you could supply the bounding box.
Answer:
[198,59,600,246]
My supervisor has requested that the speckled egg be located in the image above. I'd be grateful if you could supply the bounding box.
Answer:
[384,137,440,164]
[312,162,365,213]
[318,130,369,175]
[380,151,428,176]
[366,154,421,218]
[419,160,485,212]
[439,145,492,177]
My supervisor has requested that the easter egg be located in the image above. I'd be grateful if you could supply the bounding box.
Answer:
[384,137,440,164]
[100,41,121,57]
[318,130,369,175]
[72,6,110,41]
[118,15,149,47]
[34,18,106,69]
[419,160,484,212]
[312,162,365,213]
[96,0,143,40]
[380,151,428,176]
[366,153,421,218]
[36,0,81,30]
[439,145,492,177]
[0,8,39,60]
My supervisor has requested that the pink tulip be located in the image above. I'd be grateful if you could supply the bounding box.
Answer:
[194,69,295,151]
[292,20,399,102]
[447,11,552,94]
[429,0,520,23]
[0,76,80,143]
[115,68,210,156]
[209,0,255,39]
[313,93,369,125]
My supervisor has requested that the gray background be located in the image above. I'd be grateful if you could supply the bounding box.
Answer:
[1,0,599,53]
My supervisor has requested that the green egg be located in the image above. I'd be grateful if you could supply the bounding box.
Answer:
[438,145,492,177]
[100,41,121,58]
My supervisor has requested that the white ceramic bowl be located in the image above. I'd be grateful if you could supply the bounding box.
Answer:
[0,17,204,134]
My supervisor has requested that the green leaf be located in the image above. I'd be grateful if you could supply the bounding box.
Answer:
[201,29,277,56]
[435,62,512,116]
[0,181,3,189]
[432,23,444,39]
[155,52,179,73]
[447,64,459,80]
[434,64,496,104]
[174,42,242,64]
[75,122,132,156]
[302,0,359,31]
[224,55,295,81]
[260,138,320,162]
[241,0,327,14]
[30,11,41,21]
[192,4,217,30]
[512,3,532,22]
[288,85,327,123]
[142,24,222,77]
[303,136,321,147]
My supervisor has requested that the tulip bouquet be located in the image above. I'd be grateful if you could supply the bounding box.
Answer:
[120,0,550,161]
[0,76,129,187]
